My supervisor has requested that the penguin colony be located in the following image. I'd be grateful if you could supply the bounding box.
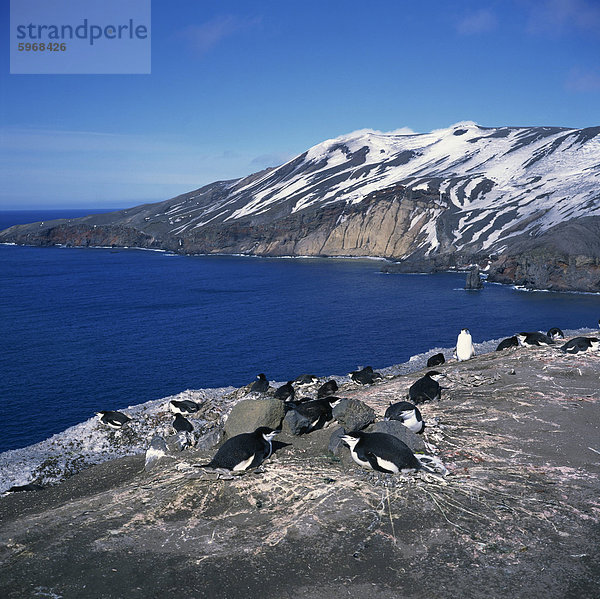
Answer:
[81,322,598,484]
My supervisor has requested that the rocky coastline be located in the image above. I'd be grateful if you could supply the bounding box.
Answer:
[2,206,599,292]
[1,340,599,598]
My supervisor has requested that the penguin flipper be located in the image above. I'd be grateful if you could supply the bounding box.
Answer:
[365,451,392,473]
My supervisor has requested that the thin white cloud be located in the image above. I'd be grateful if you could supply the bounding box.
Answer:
[456,9,498,35]
[343,127,417,137]
[525,0,600,35]
[179,15,262,56]
[566,67,600,92]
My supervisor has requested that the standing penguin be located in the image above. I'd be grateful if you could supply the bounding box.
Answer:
[200,427,279,471]
[455,329,475,361]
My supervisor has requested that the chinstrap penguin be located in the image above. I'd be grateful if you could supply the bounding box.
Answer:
[287,397,341,434]
[96,410,131,429]
[408,371,444,405]
[317,379,339,398]
[516,332,554,347]
[547,327,564,340]
[200,427,279,471]
[294,374,318,388]
[173,413,194,434]
[350,366,382,385]
[496,336,518,351]
[560,336,599,354]
[427,353,445,368]
[249,373,269,393]
[169,399,201,415]
[274,381,295,402]
[384,401,424,434]
[455,329,475,361]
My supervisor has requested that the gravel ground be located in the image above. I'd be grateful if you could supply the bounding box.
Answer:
[1,342,599,599]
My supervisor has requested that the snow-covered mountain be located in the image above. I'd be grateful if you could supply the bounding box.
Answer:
[2,122,600,290]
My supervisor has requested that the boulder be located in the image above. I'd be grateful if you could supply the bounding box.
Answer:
[365,420,426,452]
[144,435,170,471]
[282,409,314,436]
[332,398,375,432]
[328,427,347,456]
[223,398,285,438]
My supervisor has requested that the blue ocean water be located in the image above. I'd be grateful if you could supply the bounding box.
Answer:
[1,209,599,454]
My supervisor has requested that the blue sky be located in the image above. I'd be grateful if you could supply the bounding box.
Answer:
[1,0,599,209]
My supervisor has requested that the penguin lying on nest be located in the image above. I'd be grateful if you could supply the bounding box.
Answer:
[350,366,382,385]
[341,431,447,475]
[274,381,295,401]
[384,401,425,434]
[199,427,279,471]
[516,332,554,347]
[96,410,131,429]
[408,371,444,404]
[249,373,270,393]
[560,336,599,354]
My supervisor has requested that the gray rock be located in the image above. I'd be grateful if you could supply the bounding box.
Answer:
[223,398,285,438]
[165,433,190,453]
[328,427,347,456]
[282,409,314,436]
[365,420,426,452]
[332,399,375,432]
[465,265,483,290]
[144,435,170,471]
[195,427,222,451]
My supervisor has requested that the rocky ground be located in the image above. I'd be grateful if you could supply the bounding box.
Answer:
[1,343,599,598]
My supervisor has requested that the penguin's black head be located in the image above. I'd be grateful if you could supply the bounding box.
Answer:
[257,373,266,380]
[364,366,374,373]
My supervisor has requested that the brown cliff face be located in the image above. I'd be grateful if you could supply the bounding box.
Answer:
[2,187,600,292]
[173,186,450,260]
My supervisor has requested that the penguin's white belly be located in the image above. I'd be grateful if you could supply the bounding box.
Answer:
[232,455,255,471]
[349,449,371,469]
[456,335,474,361]
[375,457,400,473]
[402,413,421,433]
